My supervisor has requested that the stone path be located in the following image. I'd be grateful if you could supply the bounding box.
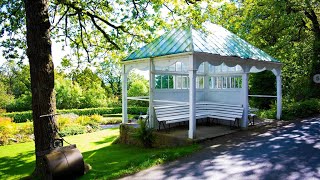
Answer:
[120,117,320,180]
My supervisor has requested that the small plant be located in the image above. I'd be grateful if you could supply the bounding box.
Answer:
[15,121,34,143]
[17,120,34,135]
[0,117,17,145]
[100,117,122,124]
[57,114,78,129]
[90,114,103,124]
[134,119,154,148]
[59,124,86,137]
[75,115,100,131]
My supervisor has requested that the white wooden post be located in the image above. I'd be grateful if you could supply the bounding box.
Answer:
[204,62,209,100]
[276,73,282,120]
[188,55,196,139]
[241,66,249,128]
[122,64,128,123]
[149,59,155,128]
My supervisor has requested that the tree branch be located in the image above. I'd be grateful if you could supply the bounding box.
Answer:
[304,9,320,35]
[90,16,120,49]
[51,6,70,31]
[78,12,90,62]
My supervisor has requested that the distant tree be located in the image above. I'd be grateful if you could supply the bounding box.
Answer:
[55,73,83,109]
[0,62,31,112]
[216,0,320,101]
[97,59,122,97]
[0,0,224,177]
[0,81,14,110]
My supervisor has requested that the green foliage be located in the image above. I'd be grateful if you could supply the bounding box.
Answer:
[0,114,116,145]
[258,99,320,120]
[75,116,100,130]
[216,0,320,100]
[55,73,83,109]
[6,92,32,112]
[2,106,147,123]
[59,124,87,137]
[1,111,32,123]
[15,121,34,143]
[56,113,79,129]
[100,117,122,125]
[0,63,31,112]
[0,63,122,112]
[134,119,155,148]
[128,71,149,107]
[17,121,33,135]
[97,59,122,96]
[249,71,276,109]
[58,114,104,136]
[0,81,14,110]
[128,80,149,97]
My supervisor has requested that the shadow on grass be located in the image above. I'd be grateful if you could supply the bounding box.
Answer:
[0,150,35,179]
[0,130,198,180]
[80,136,198,180]
[93,135,118,145]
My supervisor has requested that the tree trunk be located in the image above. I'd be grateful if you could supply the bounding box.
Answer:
[308,10,320,97]
[25,0,57,178]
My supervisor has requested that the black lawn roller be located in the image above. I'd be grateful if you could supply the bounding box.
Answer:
[44,144,84,179]
[40,114,85,179]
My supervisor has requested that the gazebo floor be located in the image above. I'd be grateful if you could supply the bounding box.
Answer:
[157,124,238,142]
[156,118,274,142]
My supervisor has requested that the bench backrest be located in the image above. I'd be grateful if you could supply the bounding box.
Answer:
[154,104,189,121]
[197,102,243,119]
[154,102,244,122]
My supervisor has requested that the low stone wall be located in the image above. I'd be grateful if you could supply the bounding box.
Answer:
[119,123,193,148]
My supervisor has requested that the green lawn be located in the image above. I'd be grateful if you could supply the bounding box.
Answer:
[0,128,199,180]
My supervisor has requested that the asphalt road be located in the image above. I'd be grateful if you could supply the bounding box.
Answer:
[120,117,320,180]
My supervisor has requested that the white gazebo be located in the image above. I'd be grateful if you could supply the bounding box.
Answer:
[121,23,282,139]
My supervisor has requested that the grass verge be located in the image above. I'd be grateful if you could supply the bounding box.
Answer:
[0,128,199,180]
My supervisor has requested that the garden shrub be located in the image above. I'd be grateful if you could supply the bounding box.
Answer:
[102,114,122,117]
[59,124,86,137]
[56,113,79,129]
[0,117,17,145]
[75,115,101,131]
[17,121,33,135]
[100,117,122,124]
[16,121,34,143]
[90,114,103,124]
[1,106,148,123]
[75,116,93,126]
[2,111,32,123]
[258,98,320,120]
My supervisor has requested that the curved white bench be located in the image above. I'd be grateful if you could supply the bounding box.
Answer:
[154,102,243,130]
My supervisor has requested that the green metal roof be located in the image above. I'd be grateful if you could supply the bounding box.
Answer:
[124,23,279,62]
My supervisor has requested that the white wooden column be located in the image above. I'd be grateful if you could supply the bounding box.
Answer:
[241,66,249,128]
[149,58,155,128]
[188,55,196,139]
[203,62,209,100]
[276,73,282,120]
[122,64,128,123]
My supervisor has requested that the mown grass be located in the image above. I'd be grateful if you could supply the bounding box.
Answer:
[0,128,199,180]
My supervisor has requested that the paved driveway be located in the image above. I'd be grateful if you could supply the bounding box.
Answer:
[121,117,320,180]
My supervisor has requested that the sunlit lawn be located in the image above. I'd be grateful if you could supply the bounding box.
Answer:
[0,128,199,180]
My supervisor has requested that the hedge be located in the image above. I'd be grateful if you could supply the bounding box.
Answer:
[258,98,320,120]
[1,107,148,123]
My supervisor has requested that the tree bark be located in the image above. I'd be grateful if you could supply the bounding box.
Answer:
[25,0,57,178]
